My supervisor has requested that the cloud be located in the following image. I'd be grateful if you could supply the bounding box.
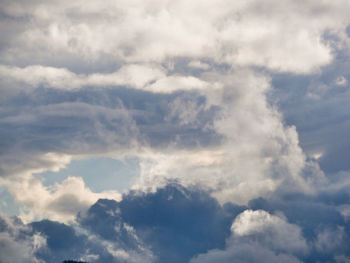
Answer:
[271,56,350,175]
[7,176,121,223]
[190,210,307,263]
[1,0,348,73]
[0,215,46,263]
[133,70,319,204]
[0,64,216,94]
[187,60,210,70]
[247,185,350,262]
[0,67,321,218]
[1,0,346,221]
[0,64,166,91]
[190,243,303,263]
[1,183,349,263]
[30,219,154,263]
[1,66,317,210]
[0,184,240,263]
[1,1,350,262]
[78,183,245,263]
[231,210,307,253]
[0,85,220,177]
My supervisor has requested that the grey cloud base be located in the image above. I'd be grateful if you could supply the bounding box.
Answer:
[2,183,349,263]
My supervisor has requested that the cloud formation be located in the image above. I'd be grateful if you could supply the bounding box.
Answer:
[1,0,348,73]
[1,184,349,262]
[0,215,45,263]
[190,210,307,263]
[1,0,350,262]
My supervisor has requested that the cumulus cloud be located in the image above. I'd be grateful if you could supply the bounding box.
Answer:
[133,70,318,204]
[190,210,307,263]
[0,215,46,263]
[1,0,350,262]
[1,0,347,220]
[7,176,121,223]
[1,66,317,209]
[0,184,241,263]
[271,49,350,175]
[0,184,349,262]
[247,187,350,262]
[231,210,307,253]
[1,0,348,73]
[78,183,244,263]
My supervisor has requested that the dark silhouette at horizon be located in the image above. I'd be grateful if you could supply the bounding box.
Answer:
[63,260,88,263]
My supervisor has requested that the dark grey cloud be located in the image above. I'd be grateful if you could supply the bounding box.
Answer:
[0,86,221,177]
[29,219,131,263]
[2,182,341,263]
[1,182,350,262]
[30,220,88,262]
[248,189,350,262]
[4,183,244,263]
[6,87,220,148]
[79,183,244,263]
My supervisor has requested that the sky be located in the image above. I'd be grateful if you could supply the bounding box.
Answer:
[1,0,350,262]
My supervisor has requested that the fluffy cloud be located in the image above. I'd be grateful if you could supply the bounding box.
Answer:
[7,176,121,223]
[78,184,244,263]
[231,210,307,253]
[0,67,316,211]
[1,0,347,220]
[0,215,46,263]
[1,184,350,262]
[0,184,241,263]
[1,0,349,73]
[1,0,350,262]
[134,70,318,204]
[190,210,307,263]
[270,47,350,175]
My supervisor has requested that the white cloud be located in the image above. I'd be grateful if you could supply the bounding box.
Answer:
[145,75,209,93]
[6,175,121,223]
[187,60,210,70]
[0,232,44,263]
[335,76,348,86]
[86,227,155,263]
[133,70,319,204]
[338,205,350,221]
[0,152,72,179]
[190,209,307,263]
[0,64,166,90]
[190,243,303,263]
[0,215,46,263]
[231,210,308,254]
[1,0,349,73]
[0,64,215,93]
[0,0,344,227]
